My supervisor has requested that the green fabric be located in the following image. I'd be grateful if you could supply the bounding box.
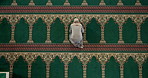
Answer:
[0,18,11,43]
[141,18,148,43]
[50,56,64,78]
[86,18,101,43]
[143,58,148,78]
[104,0,119,5]
[87,56,101,78]
[32,18,47,43]
[86,0,101,5]
[13,56,28,78]
[33,0,48,5]
[105,57,120,78]
[31,56,46,78]
[0,73,6,78]
[122,0,136,5]
[123,18,137,43]
[0,56,10,72]
[15,18,29,43]
[16,0,30,5]
[105,18,119,43]
[69,0,83,5]
[124,57,139,78]
[140,0,148,5]
[0,0,12,5]
[50,18,65,43]
[69,56,83,78]
[51,0,65,5]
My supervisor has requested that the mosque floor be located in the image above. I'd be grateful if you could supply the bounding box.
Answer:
[0,43,147,53]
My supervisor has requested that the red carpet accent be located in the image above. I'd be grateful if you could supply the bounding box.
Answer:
[0,44,148,52]
[0,6,147,13]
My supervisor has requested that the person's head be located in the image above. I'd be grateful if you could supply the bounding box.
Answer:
[74,18,79,23]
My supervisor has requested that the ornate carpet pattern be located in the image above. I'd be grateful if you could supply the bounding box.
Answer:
[0,6,148,13]
[0,0,148,78]
[0,44,148,52]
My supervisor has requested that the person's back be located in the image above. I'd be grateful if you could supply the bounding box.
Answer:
[70,23,83,40]
[69,18,84,48]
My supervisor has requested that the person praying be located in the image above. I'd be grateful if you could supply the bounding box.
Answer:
[69,18,84,48]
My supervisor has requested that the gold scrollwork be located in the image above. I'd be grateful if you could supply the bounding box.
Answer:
[0,14,147,44]
[0,52,148,78]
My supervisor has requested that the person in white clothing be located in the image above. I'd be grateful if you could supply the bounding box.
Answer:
[69,18,84,48]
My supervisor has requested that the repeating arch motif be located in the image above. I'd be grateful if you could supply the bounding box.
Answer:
[0,14,147,44]
[0,52,147,78]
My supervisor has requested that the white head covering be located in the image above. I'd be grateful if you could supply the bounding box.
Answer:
[74,18,79,22]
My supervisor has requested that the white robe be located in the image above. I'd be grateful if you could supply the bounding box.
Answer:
[69,23,84,48]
